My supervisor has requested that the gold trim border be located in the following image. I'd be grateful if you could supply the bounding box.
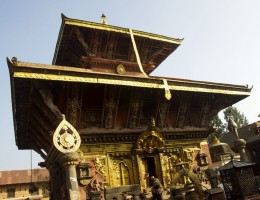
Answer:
[65,21,182,45]
[13,72,251,96]
[14,72,97,83]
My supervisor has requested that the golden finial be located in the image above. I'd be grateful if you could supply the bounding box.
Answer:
[11,57,18,65]
[101,13,107,25]
[213,136,220,144]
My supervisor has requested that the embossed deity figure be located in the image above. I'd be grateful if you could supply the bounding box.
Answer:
[94,158,105,175]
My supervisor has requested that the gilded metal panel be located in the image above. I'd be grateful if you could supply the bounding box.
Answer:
[136,155,148,190]
[13,72,251,95]
[107,156,134,187]
[160,153,171,187]
[13,72,97,83]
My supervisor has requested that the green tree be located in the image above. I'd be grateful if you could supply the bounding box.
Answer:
[208,114,225,143]
[208,106,248,143]
[223,107,249,132]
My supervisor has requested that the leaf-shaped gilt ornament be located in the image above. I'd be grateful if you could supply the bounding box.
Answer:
[53,114,81,153]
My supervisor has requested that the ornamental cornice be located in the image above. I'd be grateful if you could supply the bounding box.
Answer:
[80,131,211,144]
[12,71,251,96]
[8,58,251,96]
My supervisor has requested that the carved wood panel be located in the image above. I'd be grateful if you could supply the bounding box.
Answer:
[80,85,104,128]
[127,89,144,129]
[66,83,82,128]
[103,85,120,128]
[176,94,190,128]
[156,97,171,129]
[200,101,210,127]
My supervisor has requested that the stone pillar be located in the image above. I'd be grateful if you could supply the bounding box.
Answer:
[234,139,249,162]
[228,117,249,162]
[205,168,218,188]
[205,169,226,200]
[60,152,80,200]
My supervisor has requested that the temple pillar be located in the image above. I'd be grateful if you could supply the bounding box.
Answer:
[44,159,63,200]
[205,168,226,200]
[59,152,80,200]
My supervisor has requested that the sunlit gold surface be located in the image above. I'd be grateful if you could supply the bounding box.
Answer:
[64,20,183,45]
[129,28,148,77]
[116,64,125,75]
[13,71,251,95]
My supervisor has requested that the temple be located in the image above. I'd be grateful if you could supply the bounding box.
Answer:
[7,14,251,199]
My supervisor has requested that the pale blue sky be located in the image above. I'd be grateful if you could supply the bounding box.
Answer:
[1,1,260,170]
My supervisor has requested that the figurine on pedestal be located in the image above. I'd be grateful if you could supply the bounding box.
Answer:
[228,117,249,162]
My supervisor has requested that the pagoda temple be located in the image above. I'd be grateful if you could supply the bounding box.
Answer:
[7,14,251,200]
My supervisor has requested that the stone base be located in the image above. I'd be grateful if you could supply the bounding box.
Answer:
[206,188,226,200]
[90,191,102,200]
[104,184,140,200]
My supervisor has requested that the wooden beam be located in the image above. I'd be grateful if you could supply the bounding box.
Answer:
[148,44,167,63]
[30,113,52,150]
[81,56,155,70]
[30,138,47,159]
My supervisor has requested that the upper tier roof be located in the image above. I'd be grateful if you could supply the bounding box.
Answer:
[52,14,183,75]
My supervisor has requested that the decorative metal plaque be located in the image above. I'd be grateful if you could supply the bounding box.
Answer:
[53,115,81,153]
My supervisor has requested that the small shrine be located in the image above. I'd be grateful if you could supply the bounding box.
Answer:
[218,160,259,200]
[209,137,235,168]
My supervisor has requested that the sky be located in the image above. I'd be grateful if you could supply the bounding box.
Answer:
[1,1,260,171]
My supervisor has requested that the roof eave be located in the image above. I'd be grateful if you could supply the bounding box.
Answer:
[52,14,184,66]
[10,60,252,97]
[52,13,67,65]
[7,58,19,146]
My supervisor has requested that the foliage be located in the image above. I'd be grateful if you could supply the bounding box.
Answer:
[223,107,249,131]
[208,115,225,143]
[208,106,248,143]
[210,115,225,138]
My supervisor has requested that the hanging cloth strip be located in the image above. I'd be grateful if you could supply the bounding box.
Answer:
[129,29,148,77]
[163,78,172,100]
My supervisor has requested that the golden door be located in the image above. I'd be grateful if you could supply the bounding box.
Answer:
[138,155,163,191]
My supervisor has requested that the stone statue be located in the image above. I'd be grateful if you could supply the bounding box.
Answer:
[228,117,239,139]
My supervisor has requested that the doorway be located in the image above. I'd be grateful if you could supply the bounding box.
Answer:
[140,155,162,189]
[147,157,156,176]
[146,157,157,186]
